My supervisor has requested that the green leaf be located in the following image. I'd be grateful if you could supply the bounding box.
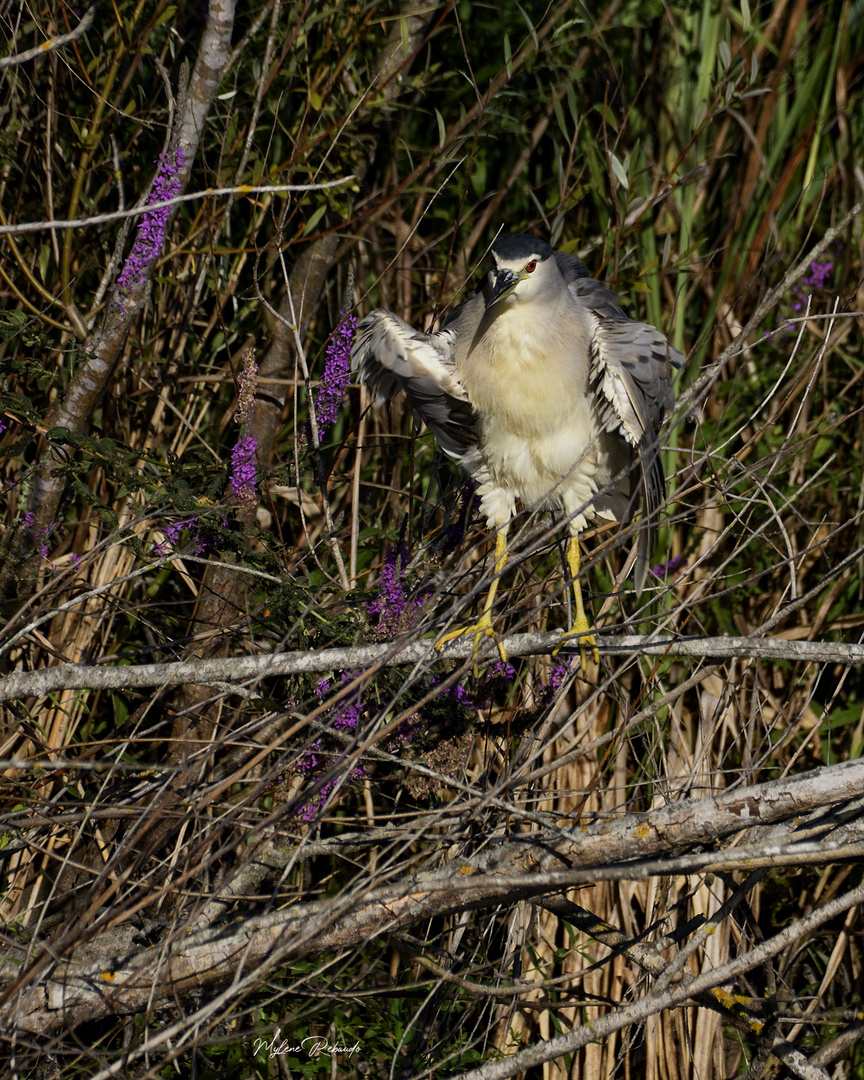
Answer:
[470,157,487,198]
[434,108,446,148]
[0,310,28,340]
[566,84,580,131]
[515,2,538,52]
[302,203,327,235]
[609,152,628,189]
[552,92,568,139]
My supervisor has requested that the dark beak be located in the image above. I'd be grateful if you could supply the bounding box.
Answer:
[487,268,518,307]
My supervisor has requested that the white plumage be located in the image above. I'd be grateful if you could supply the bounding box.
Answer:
[351,233,682,662]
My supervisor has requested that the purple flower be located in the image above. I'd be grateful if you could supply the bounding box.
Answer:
[21,515,59,559]
[801,259,833,293]
[430,674,477,711]
[545,661,571,693]
[367,542,425,637]
[766,256,835,340]
[115,147,185,304]
[298,779,337,822]
[299,739,321,774]
[165,519,194,545]
[229,433,258,502]
[447,683,475,709]
[316,310,357,434]
[489,660,516,682]
[473,660,517,710]
[294,673,365,819]
[651,554,686,578]
[332,670,363,732]
[154,516,199,557]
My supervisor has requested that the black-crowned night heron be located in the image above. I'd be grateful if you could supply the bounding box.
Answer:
[352,233,683,667]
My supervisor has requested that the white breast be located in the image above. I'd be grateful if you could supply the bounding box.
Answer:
[457,300,608,530]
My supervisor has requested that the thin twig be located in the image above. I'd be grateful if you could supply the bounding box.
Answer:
[0,178,355,236]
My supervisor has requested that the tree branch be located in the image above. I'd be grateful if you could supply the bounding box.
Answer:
[3,759,861,1036]
[4,631,864,703]
[0,4,95,70]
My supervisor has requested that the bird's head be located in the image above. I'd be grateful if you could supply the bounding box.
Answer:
[486,234,556,308]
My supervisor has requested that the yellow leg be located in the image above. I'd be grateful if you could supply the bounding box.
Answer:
[555,535,599,673]
[437,528,509,662]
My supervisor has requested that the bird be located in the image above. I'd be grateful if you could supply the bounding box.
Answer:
[351,233,683,669]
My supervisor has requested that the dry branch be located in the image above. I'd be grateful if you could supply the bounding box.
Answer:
[0,4,95,69]
[0,178,355,236]
[448,878,864,1080]
[3,760,861,1037]
[3,631,864,703]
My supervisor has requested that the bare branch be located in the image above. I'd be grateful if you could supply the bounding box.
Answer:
[0,4,95,70]
[448,878,864,1080]
[4,631,864,703]
[0,178,354,237]
[3,760,861,1038]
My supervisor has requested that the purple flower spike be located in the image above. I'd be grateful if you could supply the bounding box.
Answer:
[766,252,835,341]
[332,670,363,731]
[229,433,258,502]
[153,516,202,557]
[367,542,422,637]
[316,310,357,435]
[115,147,185,305]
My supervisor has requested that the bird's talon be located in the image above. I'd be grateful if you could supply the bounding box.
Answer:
[436,617,507,664]
[554,621,599,675]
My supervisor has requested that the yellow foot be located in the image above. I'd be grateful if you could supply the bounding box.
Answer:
[553,615,599,675]
[436,615,508,665]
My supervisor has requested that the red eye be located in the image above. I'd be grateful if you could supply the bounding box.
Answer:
[525,260,537,273]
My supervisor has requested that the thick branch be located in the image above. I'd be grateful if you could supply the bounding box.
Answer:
[3,760,861,1035]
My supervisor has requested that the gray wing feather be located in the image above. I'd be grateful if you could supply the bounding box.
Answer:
[351,309,478,461]
[564,271,684,592]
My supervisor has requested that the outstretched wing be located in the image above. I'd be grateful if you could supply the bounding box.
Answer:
[351,309,478,462]
[562,265,684,590]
